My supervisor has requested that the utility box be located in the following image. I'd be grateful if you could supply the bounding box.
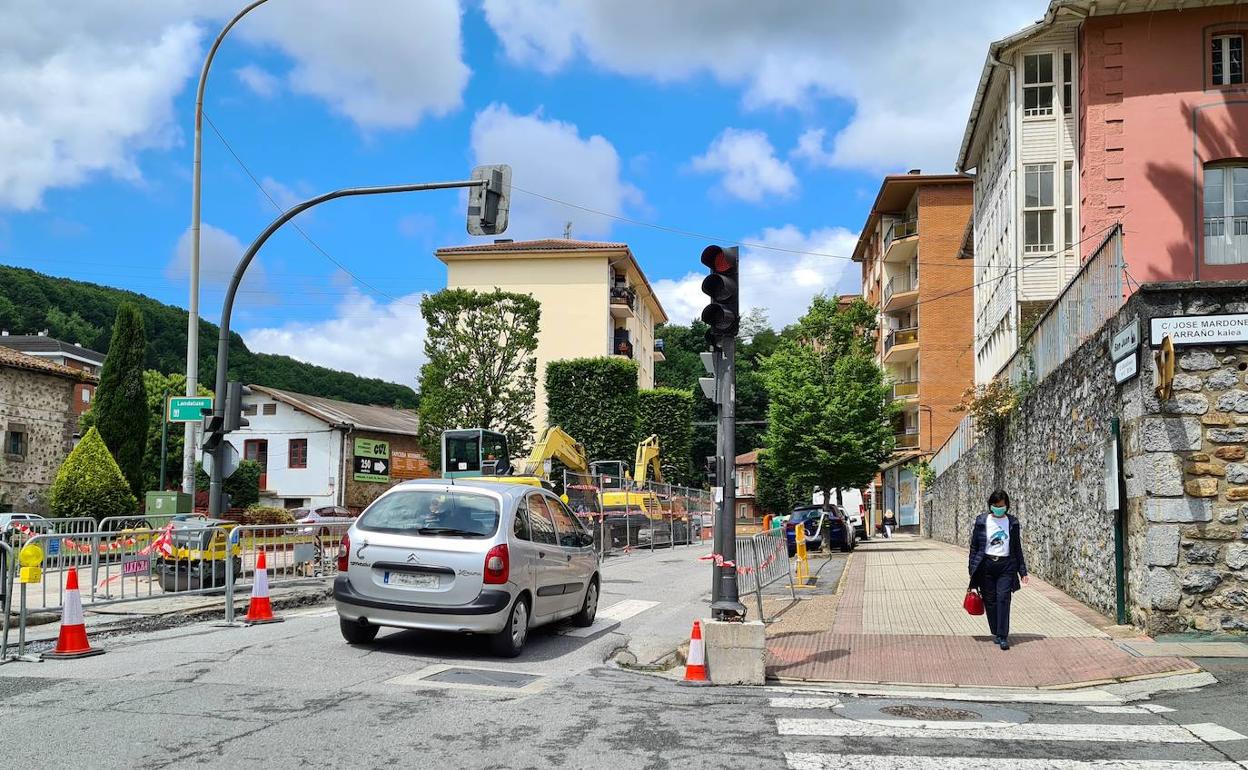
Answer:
[145,491,193,515]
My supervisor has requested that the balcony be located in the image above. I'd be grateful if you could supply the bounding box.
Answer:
[883,326,919,363]
[612,331,634,359]
[654,338,666,362]
[894,427,920,450]
[610,284,637,318]
[882,273,919,312]
[891,380,919,401]
[884,217,919,263]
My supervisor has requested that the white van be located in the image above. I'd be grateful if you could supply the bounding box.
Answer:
[810,489,868,540]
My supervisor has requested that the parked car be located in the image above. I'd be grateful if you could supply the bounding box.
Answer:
[334,480,601,657]
[784,505,854,557]
[845,506,870,541]
[293,506,356,536]
[0,513,52,545]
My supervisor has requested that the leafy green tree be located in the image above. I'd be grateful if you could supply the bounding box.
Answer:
[0,295,21,331]
[49,427,138,519]
[754,448,806,516]
[131,371,213,492]
[94,303,149,496]
[195,459,261,509]
[45,307,103,348]
[417,288,541,464]
[546,357,639,465]
[637,388,694,485]
[761,296,895,508]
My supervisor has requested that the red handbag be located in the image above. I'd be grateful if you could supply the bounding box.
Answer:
[963,590,985,615]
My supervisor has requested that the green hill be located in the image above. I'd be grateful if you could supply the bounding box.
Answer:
[0,265,417,408]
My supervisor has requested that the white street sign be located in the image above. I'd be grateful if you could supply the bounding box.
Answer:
[1114,353,1138,385]
[1149,313,1248,347]
[1110,318,1140,361]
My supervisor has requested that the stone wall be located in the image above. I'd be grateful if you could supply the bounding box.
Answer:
[0,366,77,513]
[926,281,1248,634]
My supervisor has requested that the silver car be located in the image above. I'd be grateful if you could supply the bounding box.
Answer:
[333,480,601,657]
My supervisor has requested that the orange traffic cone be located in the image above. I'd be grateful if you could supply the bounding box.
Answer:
[43,567,104,659]
[682,620,708,683]
[244,550,283,625]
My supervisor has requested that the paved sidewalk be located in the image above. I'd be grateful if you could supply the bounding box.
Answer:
[765,535,1201,689]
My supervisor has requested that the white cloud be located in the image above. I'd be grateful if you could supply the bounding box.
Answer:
[468,103,639,240]
[691,128,796,203]
[0,1,471,209]
[258,175,307,213]
[168,222,268,294]
[653,225,858,328]
[482,0,1037,173]
[243,287,427,387]
[235,64,278,98]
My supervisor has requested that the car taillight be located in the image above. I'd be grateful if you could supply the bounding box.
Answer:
[484,544,509,585]
[337,533,349,572]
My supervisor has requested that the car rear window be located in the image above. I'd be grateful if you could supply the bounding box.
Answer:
[356,490,499,538]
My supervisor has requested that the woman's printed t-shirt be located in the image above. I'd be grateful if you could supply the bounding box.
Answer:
[986,514,1010,557]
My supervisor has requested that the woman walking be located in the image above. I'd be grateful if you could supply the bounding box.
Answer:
[882,509,896,539]
[968,490,1029,650]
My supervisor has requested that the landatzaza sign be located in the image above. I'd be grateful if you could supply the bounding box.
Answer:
[1150,313,1248,347]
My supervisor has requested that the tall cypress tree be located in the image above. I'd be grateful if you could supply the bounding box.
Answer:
[94,303,149,496]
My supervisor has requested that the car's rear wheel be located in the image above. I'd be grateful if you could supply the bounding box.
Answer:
[572,579,599,627]
[339,617,379,644]
[840,531,853,552]
[490,596,529,658]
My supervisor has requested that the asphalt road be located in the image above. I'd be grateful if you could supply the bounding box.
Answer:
[1,544,1244,769]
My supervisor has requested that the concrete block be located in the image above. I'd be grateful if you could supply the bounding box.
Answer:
[1145,525,1180,566]
[1145,496,1213,523]
[1140,417,1203,452]
[702,619,766,686]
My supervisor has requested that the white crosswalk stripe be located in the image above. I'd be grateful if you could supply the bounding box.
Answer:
[771,698,1248,770]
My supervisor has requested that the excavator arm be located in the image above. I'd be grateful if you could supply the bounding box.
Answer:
[633,434,662,486]
[519,426,591,478]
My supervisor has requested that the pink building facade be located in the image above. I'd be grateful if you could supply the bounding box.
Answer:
[1081,5,1248,282]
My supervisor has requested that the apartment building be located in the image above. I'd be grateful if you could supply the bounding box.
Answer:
[435,239,668,432]
[852,172,974,530]
[958,0,1248,383]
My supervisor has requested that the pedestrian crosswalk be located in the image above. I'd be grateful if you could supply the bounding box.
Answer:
[769,695,1248,770]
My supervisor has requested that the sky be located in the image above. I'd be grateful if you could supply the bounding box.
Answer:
[0,0,1040,390]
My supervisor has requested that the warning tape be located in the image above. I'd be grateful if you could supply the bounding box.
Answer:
[9,522,174,558]
[699,553,736,568]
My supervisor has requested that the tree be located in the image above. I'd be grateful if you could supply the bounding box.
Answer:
[195,459,261,509]
[93,303,149,496]
[754,448,805,516]
[417,288,540,464]
[45,307,103,348]
[637,388,694,486]
[546,357,639,465]
[761,295,896,508]
[49,427,138,519]
[132,371,212,493]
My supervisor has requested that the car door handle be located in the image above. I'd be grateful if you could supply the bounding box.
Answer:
[538,551,546,558]
[566,554,572,562]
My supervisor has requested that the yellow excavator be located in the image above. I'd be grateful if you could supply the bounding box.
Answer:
[440,426,592,491]
[598,435,689,546]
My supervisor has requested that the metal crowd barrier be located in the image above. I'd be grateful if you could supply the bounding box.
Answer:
[224,520,353,624]
[733,531,794,622]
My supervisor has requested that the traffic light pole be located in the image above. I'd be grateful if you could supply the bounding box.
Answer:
[711,337,746,620]
[206,179,488,519]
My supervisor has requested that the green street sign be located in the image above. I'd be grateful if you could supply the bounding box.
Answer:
[353,438,390,483]
[168,396,214,423]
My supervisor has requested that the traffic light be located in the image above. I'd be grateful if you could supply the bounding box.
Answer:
[201,414,224,452]
[705,456,717,483]
[700,245,739,341]
[467,164,512,236]
[223,381,252,432]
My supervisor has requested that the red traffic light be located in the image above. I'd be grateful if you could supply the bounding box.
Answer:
[701,245,736,274]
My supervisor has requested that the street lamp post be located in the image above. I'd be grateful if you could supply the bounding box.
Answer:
[183,0,272,496]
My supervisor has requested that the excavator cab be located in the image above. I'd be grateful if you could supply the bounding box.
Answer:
[590,460,627,490]
[441,429,510,478]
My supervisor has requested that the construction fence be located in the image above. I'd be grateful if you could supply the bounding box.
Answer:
[563,471,715,558]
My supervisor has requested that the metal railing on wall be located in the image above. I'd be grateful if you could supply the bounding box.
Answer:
[930,224,1126,478]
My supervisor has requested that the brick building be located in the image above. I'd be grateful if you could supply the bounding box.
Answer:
[0,332,104,416]
[0,346,96,513]
[852,172,975,530]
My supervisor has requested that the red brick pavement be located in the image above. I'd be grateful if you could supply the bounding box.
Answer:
[767,543,1199,688]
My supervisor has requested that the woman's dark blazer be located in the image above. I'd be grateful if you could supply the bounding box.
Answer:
[967,512,1029,592]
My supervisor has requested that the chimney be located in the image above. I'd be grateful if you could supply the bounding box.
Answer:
[907,169,921,175]
[38,329,48,336]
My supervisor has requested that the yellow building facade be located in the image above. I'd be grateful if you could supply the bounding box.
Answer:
[434,239,668,432]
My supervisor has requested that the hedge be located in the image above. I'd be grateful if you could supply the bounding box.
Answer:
[545,357,639,465]
[637,388,694,486]
[49,427,138,519]
[195,458,262,509]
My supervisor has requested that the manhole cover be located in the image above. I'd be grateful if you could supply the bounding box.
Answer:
[420,667,541,689]
[880,704,982,721]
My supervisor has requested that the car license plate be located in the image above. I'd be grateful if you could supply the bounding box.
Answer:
[384,572,438,589]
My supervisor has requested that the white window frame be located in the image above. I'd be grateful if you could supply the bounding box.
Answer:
[1062,52,1073,115]
[1212,34,1244,87]
[1023,53,1055,117]
[1023,164,1056,254]
[1204,163,1248,265]
[1064,162,1074,250]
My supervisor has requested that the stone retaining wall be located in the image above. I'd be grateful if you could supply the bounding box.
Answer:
[925,282,1248,634]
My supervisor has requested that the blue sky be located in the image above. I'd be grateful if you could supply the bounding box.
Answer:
[0,1,1038,387]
